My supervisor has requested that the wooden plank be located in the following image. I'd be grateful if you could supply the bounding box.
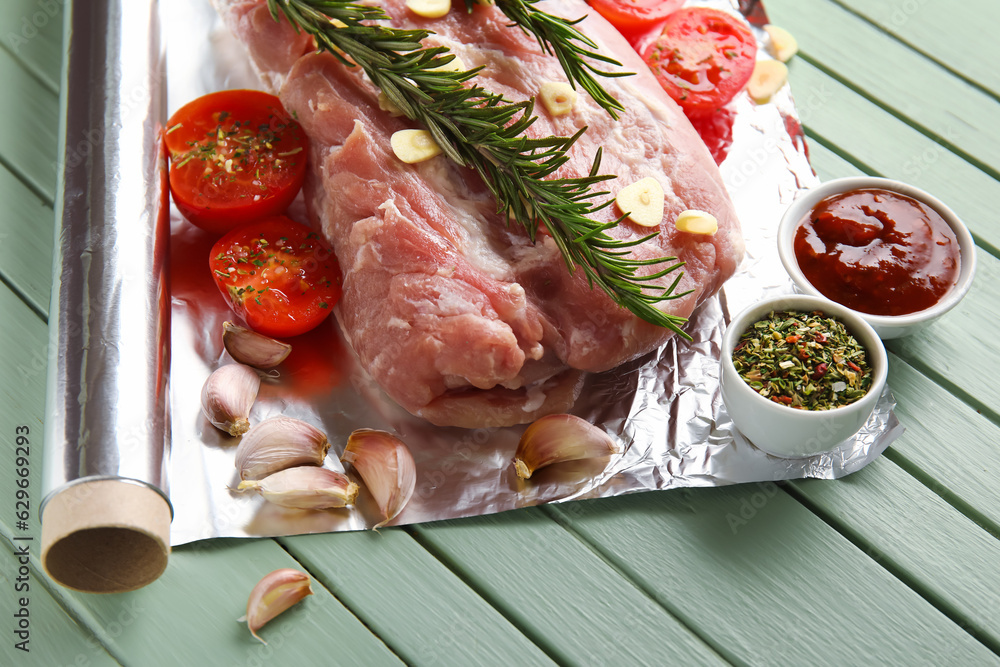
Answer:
[831,0,1000,98]
[0,161,53,316]
[410,508,728,666]
[0,44,59,203]
[279,529,558,666]
[0,0,63,93]
[767,0,1000,180]
[883,250,1000,418]
[550,486,1000,665]
[789,452,1000,651]
[42,538,406,667]
[0,543,121,666]
[784,59,1000,256]
[882,355,1000,530]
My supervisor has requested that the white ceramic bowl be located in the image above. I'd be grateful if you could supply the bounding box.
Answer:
[777,177,976,339]
[720,295,888,458]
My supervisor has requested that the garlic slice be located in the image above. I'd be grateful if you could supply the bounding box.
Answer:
[201,363,260,436]
[675,209,719,235]
[223,321,292,369]
[238,466,359,509]
[764,24,799,63]
[341,429,416,529]
[539,82,578,116]
[615,177,665,227]
[235,417,330,481]
[513,414,621,480]
[391,129,443,164]
[747,60,789,104]
[406,0,451,18]
[242,568,313,644]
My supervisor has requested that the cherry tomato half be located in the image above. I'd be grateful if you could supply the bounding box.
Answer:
[166,89,308,235]
[642,8,757,118]
[209,216,343,338]
[586,0,684,35]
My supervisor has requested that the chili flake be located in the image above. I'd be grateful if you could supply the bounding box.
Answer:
[731,310,872,410]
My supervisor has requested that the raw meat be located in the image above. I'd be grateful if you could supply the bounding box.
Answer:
[214,0,744,427]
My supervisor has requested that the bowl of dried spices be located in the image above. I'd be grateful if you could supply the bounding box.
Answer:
[720,294,888,458]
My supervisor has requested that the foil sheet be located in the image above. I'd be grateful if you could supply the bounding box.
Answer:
[160,0,904,544]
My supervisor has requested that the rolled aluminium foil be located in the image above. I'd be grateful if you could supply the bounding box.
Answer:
[40,0,173,593]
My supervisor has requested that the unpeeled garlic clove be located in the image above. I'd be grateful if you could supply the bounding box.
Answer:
[513,414,621,480]
[238,466,359,510]
[223,321,292,369]
[242,568,313,644]
[235,416,330,481]
[341,429,416,529]
[201,363,260,436]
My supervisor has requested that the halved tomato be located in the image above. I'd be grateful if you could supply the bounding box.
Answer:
[166,89,308,235]
[586,0,684,35]
[642,8,757,118]
[209,216,342,338]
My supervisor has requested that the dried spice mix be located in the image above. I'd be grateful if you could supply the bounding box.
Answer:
[731,310,872,410]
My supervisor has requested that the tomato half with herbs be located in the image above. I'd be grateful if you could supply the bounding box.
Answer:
[642,8,757,118]
[209,216,342,338]
[586,0,684,35]
[166,89,308,235]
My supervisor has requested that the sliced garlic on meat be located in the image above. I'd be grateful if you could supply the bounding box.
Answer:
[406,0,451,19]
[764,25,799,63]
[429,54,466,73]
[615,177,665,228]
[539,82,578,116]
[747,60,789,104]
[391,129,443,164]
[378,92,404,117]
[675,209,718,235]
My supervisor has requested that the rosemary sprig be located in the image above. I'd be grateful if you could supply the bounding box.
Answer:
[265,0,691,336]
[484,0,631,119]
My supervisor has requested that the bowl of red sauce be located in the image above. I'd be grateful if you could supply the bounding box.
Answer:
[777,177,976,339]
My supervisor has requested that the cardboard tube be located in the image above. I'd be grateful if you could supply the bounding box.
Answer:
[41,479,171,593]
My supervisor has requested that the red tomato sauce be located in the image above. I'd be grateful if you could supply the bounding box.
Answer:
[793,188,960,316]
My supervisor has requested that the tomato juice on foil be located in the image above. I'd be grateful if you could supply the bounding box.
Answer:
[159,0,904,542]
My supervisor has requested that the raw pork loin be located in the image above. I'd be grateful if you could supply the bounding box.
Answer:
[216,0,745,427]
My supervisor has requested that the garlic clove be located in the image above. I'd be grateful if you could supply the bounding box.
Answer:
[428,54,466,73]
[539,81,578,116]
[764,24,799,63]
[235,416,330,481]
[341,429,416,529]
[222,321,292,369]
[747,59,789,104]
[615,177,665,227]
[238,466,359,510]
[391,129,443,164]
[406,0,451,19]
[201,363,260,436]
[378,92,404,117]
[513,414,621,480]
[674,209,719,236]
[242,568,313,644]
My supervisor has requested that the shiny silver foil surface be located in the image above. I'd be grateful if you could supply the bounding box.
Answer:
[43,0,172,512]
[164,0,903,544]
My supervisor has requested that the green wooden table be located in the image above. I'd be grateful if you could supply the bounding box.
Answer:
[3,0,999,664]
